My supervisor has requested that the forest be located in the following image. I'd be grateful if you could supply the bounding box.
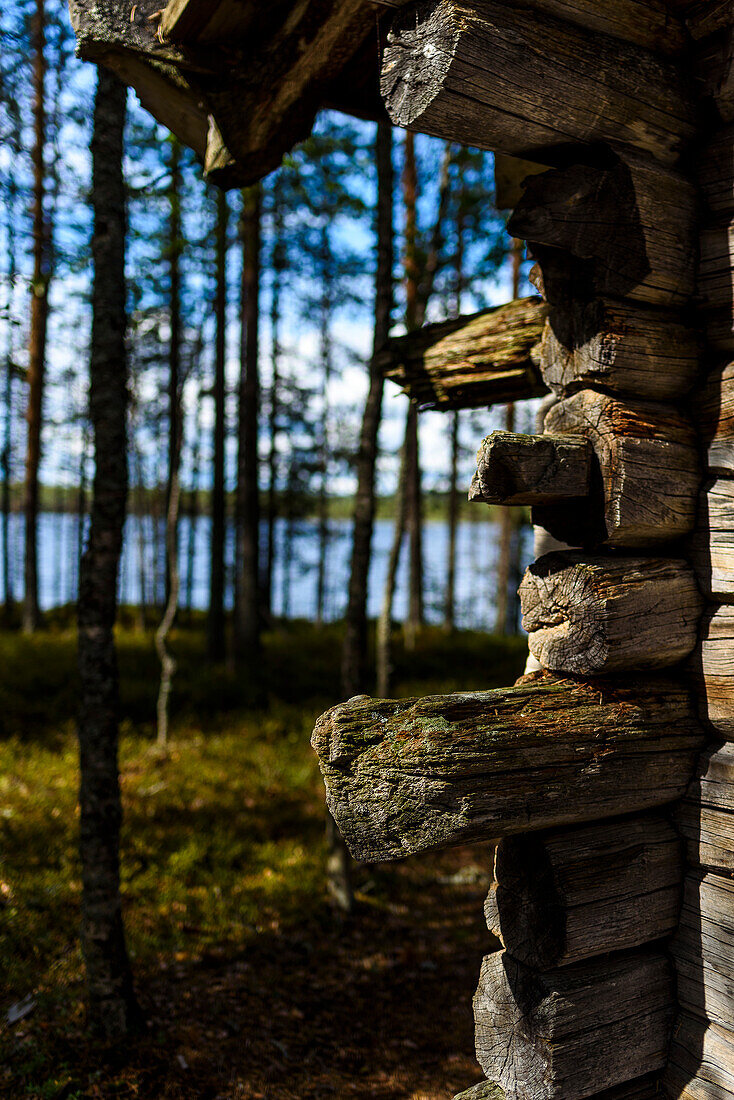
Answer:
[0,1,539,1096]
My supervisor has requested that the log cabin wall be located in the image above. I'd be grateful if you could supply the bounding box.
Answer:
[319,3,732,1098]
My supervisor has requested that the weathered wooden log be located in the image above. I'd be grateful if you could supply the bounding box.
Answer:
[453,1084,504,1100]
[685,1,733,42]
[699,219,734,352]
[377,296,547,410]
[691,480,734,599]
[519,552,703,675]
[665,1014,734,1100]
[695,26,734,124]
[485,814,682,969]
[311,674,703,862]
[692,605,734,735]
[699,126,734,215]
[694,363,734,476]
[533,390,699,548]
[454,1078,663,1100]
[672,872,734,1029]
[379,1,694,167]
[677,744,734,872]
[510,157,697,307]
[469,433,592,506]
[473,949,675,1100]
[539,299,700,402]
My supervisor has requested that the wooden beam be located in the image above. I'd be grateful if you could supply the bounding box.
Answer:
[474,949,675,1100]
[379,0,694,167]
[486,814,683,969]
[673,872,734,1030]
[534,389,700,549]
[161,0,257,43]
[664,1014,734,1100]
[692,479,734,598]
[469,432,592,507]
[509,157,697,307]
[692,604,734,736]
[377,296,547,410]
[540,300,700,402]
[696,362,734,476]
[311,673,703,862]
[520,552,703,675]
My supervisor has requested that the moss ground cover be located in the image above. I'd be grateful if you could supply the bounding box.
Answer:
[0,619,525,1099]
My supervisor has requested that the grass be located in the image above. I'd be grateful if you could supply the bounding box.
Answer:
[0,618,526,1099]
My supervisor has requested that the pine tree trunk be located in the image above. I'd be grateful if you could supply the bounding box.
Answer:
[265,183,284,620]
[23,0,50,633]
[402,132,423,651]
[77,67,139,1039]
[155,141,184,745]
[494,238,524,634]
[376,427,409,698]
[315,225,334,627]
[445,410,459,630]
[185,391,201,615]
[341,121,393,698]
[208,190,227,661]
[234,185,261,659]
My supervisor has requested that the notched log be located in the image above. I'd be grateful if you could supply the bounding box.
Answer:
[695,362,734,475]
[677,744,734,874]
[486,813,683,969]
[377,296,547,410]
[664,1014,734,1100]
[534,389,699,548]
[540,299,700,402]
[519,551,703,674]
[379,0,694,165]
[691,479,734,599]
[469,432,592,506]
[311,674,703,862]
[473,949,675,1100]
[691,604,734,735]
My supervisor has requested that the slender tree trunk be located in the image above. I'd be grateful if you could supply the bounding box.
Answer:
[23,0,51,633]
[445,411,459,629]
[402,133,423,651]
[341,121,393,698]
[2,350,14,625]
[495,237,524,634]
[315,225,333,627]
[208,190,227,661]
[234,185,261,659]
[155,422,181,746]
[376,430,408,698]
[185,391,202,614]
[265,185,284,620]
[77,68,139,1040]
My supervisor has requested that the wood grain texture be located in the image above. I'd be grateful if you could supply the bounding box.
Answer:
[380,0,694,166]
[672,872,734,1029]
[535,390,699,548]
[540,300,700,402]
[519,552,703,675]
[486,814,682,968]
[311,673,703,862]
[474,949,675,1100]
[692,605,734,735]
[692,480,734,598]
[510,157,697,307]
[698,126,734,216]
[665,1014,734,1100]
[699,218,734,352]
[694,363,734,475]
[677,744,734,873]
[377,296,547,410]
[469,433,591,507]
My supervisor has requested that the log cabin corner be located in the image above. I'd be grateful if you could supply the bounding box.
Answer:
[66,1,734,1096]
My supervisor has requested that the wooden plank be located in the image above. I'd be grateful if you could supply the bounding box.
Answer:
[486,814,683,968]
[380,0,694,167]
[677,801,734,874]
[698,126,734,215]
[665,1014,734,1100]
[692,605,734,735]
[311,673,703,862]
[509,157,697,308]
[519,552,703,675]
[699,218,733,328]
[540,300,700,402]
[672,872,734,1029]
[473,949,675,1100]
[469,432,592,507]
[161,0,257,43]
[377,296,548,410]
[533,389,700,549]
[692,480,734,599]
[694,362,734,476]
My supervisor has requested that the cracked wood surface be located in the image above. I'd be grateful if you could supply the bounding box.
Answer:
[311,673,703,862]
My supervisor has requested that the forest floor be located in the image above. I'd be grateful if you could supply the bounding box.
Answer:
[0,618,526,1100]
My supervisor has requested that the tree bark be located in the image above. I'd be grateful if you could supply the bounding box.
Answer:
[341,121,393,698]
[77,67,140,1039]
[234,185,261,659]
[23,0,51,633]
[208,189,227,661]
